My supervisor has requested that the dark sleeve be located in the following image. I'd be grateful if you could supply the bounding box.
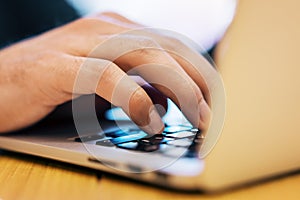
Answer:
[0,0,79,48]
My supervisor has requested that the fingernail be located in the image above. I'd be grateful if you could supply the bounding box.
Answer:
[199,100,211,130]
[141,108,165,135]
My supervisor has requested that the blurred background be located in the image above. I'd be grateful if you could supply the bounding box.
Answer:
[67,0,237,51]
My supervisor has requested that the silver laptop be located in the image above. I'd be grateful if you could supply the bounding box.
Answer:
[1,11,300,192]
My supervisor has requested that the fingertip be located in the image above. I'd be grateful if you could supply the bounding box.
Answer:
[140,108,165,135]
[198,99,211,131]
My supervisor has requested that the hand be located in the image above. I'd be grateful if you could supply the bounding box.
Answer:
[0,12,211,134]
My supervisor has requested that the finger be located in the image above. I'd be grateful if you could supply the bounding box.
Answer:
[130,62,211,131]
[57,56,164,135]
[131,75,168,117]
[113,29,214,105]
[94,13,213,100]
[88,35,210,130]
[154,38,214,105]
[168,52,211,104]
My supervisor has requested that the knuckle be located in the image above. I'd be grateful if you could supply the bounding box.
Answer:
[163,36,185,50]
[132,37,161,57]
[100,62,120,80]
[139,37,158,47]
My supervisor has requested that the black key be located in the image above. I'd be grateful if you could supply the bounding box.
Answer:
[116,134,165,152]
[110,131,147,144]
[164,131,196,139]
[134,134,168,152]
[190,128,199,132]
[141,134,165,145]
[117,142,139,150]
[117,141,160,152]
[74,134,105,142]
[164,126,192,133]
[136,142,160,152]
[96,139,115,147]
[167,138,192,147]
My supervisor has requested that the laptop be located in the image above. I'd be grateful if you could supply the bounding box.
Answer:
[1,2,300,192]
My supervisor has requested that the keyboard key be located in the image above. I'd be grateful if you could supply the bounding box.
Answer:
[165,131,196,139]
[137,143,160,152]
[167,138,192,147]
[190,128,199,132]
[163,126,192,133]
[135,135,163,152]
[117,141,160,152]
[110,131,147,144]
[141,134,164,145]
[96,139,115,147]
[117,142,139,150]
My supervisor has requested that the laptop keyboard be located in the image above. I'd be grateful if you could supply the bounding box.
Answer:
[74,125,204,158]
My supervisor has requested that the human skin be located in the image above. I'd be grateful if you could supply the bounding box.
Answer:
[0,12,211,134]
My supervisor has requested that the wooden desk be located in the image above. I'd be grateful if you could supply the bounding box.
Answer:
[0,151,299,200]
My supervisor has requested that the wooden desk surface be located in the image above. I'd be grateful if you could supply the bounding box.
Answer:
[0,151,299,200]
